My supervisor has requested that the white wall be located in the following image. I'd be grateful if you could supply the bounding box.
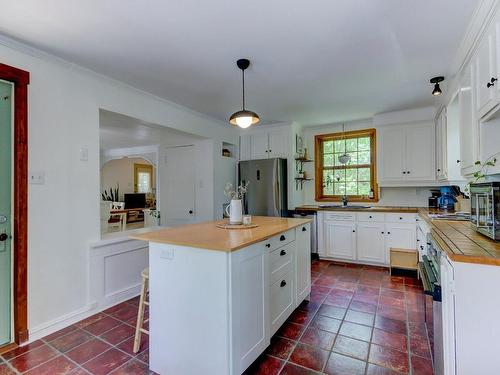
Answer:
[0,37,239,337]
[300,110,438,207]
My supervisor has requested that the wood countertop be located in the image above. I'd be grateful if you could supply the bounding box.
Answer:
[130,216,311,252]
[295,205,419,213]
[418,208,500,266]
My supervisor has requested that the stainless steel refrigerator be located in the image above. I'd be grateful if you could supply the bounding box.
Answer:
[238,158,288,217]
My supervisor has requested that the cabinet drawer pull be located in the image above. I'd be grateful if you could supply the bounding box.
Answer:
[265,243,271,248]
[302,227,307,232]
[491,77,498,83]
[280,235,286,241]
[487,82,494,88]
[280,249,287,256]
[280,280,287,288]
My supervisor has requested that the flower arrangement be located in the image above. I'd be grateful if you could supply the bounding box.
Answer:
[224,182,249,200]
[149,210,161,219]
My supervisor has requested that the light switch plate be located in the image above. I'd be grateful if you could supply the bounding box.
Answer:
[80,147,88,161]
[29,171,45,185]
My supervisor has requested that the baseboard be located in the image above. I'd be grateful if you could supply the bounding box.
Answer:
[28,286,140,343]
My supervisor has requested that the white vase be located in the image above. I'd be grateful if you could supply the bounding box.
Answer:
[225,199,243,224]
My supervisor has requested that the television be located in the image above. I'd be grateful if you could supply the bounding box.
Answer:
[124,193,146,209]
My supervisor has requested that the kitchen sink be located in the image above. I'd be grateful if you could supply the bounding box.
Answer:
[318,204,372,209]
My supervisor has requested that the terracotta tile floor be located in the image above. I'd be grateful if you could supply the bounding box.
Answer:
[1,260,433,375]
[245,260,434,375]
[0,297,152,375]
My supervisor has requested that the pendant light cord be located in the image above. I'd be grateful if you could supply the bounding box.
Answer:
[242,69,246,110]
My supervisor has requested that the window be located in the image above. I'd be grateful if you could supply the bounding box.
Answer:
[314,128,378,202]
[134,163,153,193]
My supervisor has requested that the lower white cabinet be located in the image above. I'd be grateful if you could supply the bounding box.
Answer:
[295,223,312,303]
[356,222,386,264]
[319,211,416,266]
[440,255,456,375]
[324,221,357,260]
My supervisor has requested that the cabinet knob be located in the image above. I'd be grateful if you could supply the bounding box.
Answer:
[387,231,391,235]
[402,171,406,174]
[420,245,424,250]
[265,243,271,248]
[280,235,286,241]
[0,233,8,242]
[269,150,272,153]
[491,77,498,83]
[407,171,410,174]
[189,210,193,214]
[280,249,287,256]
[417,239,420,242]
[280,280,287,288]
[369,215,373,219]
[352,229,356,233]
[302,227,307,232]
[437,169,441,172]
[487,82,494,88]
[399,217,403,220]
[457,160,461,163]
[381,231,385,234]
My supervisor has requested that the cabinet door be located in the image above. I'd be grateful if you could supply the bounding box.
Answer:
[475,31,496,114]
[231,244,269,373]
[324,221,356,260]
[405,122,436,181]
[239,135,251,161]
[356,222,386,264]
[440,256,456,375]
[384,223,416,264]
[435,112,448,180]
[458,66,477,175]
[295,224,311,304]
[268,129,289,158]
[250,133,269,159]
[379,127,406,181]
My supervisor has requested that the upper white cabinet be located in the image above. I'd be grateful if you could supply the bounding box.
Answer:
[475,29,496,116]
[378,122,435,185]
[436,108,448,180]
[240,128,289,160]
[459,67,479,176]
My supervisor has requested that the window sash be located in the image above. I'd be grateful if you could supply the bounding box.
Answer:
[315,129,378,202]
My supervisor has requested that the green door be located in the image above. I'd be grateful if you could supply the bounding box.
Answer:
[0,80,13,346]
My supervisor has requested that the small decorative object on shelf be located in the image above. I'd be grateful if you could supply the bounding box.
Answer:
[303,147,309,160]
[222,148,231,157]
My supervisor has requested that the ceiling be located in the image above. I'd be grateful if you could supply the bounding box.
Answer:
[99,110,201,150]
[0,0,480,125]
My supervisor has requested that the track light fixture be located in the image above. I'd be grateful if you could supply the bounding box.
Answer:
[430,76,445,96]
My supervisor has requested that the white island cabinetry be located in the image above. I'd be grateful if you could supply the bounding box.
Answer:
[137,217,311,375]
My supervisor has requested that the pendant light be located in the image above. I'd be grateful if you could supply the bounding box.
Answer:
[338,124,351,165]
[430,76,445,96]
[229,59,260,128]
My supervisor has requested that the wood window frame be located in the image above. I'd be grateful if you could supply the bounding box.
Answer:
[0,63,30,351]
[134,163,153,193]
[314,128,379,202]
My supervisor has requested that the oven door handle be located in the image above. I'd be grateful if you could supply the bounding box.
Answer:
[418,261,434,296]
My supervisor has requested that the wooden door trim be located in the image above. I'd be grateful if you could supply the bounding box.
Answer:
[0,63,30,345]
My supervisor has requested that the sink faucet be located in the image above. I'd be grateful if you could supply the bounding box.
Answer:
[342,194,348,207]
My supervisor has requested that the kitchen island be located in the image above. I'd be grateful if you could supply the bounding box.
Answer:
[132,216,311,375]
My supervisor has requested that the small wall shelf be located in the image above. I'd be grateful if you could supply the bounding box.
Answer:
[295,157,314,171]
[294,177,313,190]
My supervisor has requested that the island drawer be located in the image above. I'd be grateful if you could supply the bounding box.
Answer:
[263,229,295,252]
[270,271,294,334]
[357,212,384,222]
[270,248,293,284]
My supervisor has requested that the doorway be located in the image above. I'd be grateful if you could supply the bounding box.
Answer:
[0,63,29,350]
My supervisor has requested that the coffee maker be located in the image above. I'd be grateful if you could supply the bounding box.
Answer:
[438,186,457,211]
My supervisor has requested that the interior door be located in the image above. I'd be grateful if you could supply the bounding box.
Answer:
[0,80,12,346]
[405,122,436,181]
[162,146,196,226]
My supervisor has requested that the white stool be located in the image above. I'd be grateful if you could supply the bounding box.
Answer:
[133,268,150,353]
